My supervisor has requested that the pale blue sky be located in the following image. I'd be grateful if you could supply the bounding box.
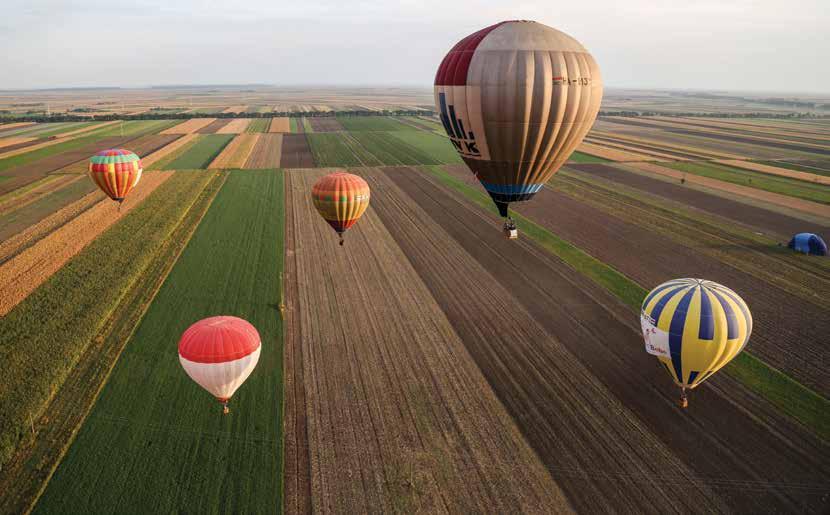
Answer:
[1,0,827,93]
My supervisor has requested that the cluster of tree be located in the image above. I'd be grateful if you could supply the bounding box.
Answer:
[0,109,435,123]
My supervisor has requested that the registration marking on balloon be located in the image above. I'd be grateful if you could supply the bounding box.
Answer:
[435,88,490,160]
[640,312,670,358]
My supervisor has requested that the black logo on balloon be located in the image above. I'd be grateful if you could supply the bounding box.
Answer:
[438,93,480,157]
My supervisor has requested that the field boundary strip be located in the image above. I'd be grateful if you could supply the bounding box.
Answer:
[0,172,226,515]
[422,164,829,441]
[714,159,830,185]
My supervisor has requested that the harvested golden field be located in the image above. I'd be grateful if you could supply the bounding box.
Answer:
[159,118,216,134]
[715,159,830,185]
[0,171,174,315]
[0,137,37,150]
[268,117,291,133]
[222,105,247,113]
[284,169,570,514]
[0,186,100,263]
[625,161,830,217]
[208,134,259,169]
[216,118,251,134]
[243,133,282,168]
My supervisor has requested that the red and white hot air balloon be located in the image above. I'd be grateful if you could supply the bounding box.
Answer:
[178,316,261,414]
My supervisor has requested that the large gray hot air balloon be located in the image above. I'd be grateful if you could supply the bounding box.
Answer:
[434,20,603,237]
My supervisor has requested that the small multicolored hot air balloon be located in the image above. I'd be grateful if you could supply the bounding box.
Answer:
[640,278,752,408]
[435,20,603,237]
[88,148,142,204]
[178,316,261,414]
[311,172,370,245]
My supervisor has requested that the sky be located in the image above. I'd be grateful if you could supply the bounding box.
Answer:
[1,0,827,93]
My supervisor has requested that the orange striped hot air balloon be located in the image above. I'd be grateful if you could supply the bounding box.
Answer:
[311,172,370,245]
[88,148,142,204]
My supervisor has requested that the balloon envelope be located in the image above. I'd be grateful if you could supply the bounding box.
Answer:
[178,316,261,404]
[311,172,370,237]
[641,278,752,389]
[88,148,142,202]
[434,20,603,216]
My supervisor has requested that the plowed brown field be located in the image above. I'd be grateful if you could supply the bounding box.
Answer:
[571,163,828,236]
[0,171,173,315]
[307,118,344,132]
[384,165,829,512]
[284,170,570,514]
[196,119,233,134]
[243,134,282,169]
[279,134,314,168]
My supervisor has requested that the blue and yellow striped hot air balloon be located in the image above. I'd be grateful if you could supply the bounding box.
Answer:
[640,278,752,408]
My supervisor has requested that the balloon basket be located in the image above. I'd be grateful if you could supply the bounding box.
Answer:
[679,389,688,409]
[503,219,518,240]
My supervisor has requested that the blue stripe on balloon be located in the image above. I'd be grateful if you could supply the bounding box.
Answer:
[669,288,696,384]
[710,289,738,340]
[649,285,689,325]
[480,182,543,195]
[698,286,714,340]
[642,280,687,309]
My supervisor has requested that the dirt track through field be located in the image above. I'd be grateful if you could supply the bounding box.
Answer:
[570,163,829,237]
[0,171,173,315]
[284,170,570,514]
[243,133,281,169]
[279,134,314,168]
[386,166,830,513]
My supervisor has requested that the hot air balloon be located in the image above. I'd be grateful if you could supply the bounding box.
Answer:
[311,172,370,245]
[640,279,752,408]
[434,20,603,238]
[178,316,261,414]
[88,149,142,204]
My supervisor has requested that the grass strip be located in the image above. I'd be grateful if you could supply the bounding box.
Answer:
[423,164,829,440]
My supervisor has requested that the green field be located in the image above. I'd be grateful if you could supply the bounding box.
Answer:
[0,172,214,468]
[165,134,234,169]
[568,151,611,163]
[349,131,440,165]
[35,170,284,514]
[0,122,78,138]
[289,117,299,133]
[245,119,270,133]
[307,133,363,167]
[664,161,830,204]
[423,164,829,440]
[31,122,98,139]
[388,130,463,164]
[337,116,415,132]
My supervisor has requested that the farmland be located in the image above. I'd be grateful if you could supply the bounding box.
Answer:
[164,134,234,169]
[0,88,827,515]
[34,170,284,514]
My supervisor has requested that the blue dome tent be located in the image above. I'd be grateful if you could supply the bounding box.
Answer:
[787,233,828,256]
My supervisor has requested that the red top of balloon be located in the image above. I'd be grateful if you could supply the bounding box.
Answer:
[178,316,261,364]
